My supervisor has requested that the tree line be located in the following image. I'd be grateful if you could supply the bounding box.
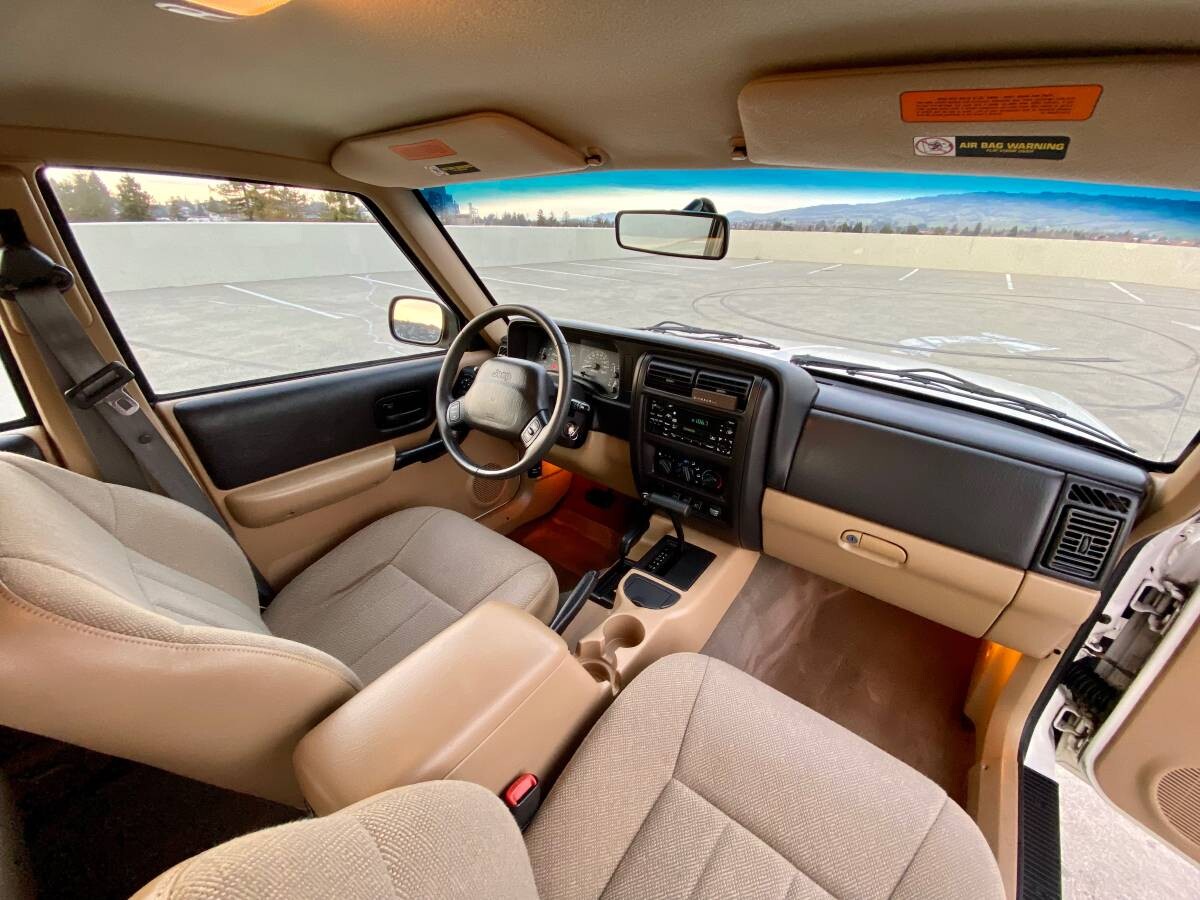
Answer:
[50,172,371,223]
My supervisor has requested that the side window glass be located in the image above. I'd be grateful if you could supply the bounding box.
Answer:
[46,168,444,395]
[0,356,30,426]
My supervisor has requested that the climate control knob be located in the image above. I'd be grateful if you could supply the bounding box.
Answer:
[699,468,723,491]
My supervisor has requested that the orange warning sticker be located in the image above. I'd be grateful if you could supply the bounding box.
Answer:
[389,139,456,161]
[899,85,1102,123]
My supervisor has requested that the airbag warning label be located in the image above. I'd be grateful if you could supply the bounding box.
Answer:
[913,135,1070,160]
[900,86,1101,122]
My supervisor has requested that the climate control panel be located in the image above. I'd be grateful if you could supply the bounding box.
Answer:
[652,448,728,521]
[654,448,725,492]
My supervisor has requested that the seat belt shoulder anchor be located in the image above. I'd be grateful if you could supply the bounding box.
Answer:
[0,241,74,298]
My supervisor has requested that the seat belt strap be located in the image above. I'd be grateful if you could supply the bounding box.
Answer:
[0,240,227,528]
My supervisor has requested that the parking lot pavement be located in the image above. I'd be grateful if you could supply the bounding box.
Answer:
[98,256,1200,460]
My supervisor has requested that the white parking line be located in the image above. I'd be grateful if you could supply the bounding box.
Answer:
[628,263,713,272]
[1109,281,1146,304]
[349,275,435,295]
[223,284,342,319]
[511,266,623,281]
[483,276,567,292]
[1005,273,1013,291]
[569,263,666,275]
[807,264,842,275]
[898,268,919,282]
[731,260,773,270]
[1172,321,1200,333]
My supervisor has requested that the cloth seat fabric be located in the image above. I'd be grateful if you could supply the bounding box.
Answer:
[0,452,557,802]
[264,506,558,684]
[525,653,1004,899]
[136,653,1005,900]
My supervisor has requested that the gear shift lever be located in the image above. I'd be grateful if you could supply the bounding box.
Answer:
[641,492,691,545]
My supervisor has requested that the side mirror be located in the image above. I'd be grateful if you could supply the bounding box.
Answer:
[615,210,729,260]
[388,296,455,346]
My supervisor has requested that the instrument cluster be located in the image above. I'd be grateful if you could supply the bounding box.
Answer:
[534,338,621,398]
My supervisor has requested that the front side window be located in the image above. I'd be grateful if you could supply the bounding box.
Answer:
[46,168,443,395]
[0,347,30,427]
[422,169,1200,463]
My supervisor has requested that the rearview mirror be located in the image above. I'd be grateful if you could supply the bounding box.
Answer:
[388,296,453,346]
[615,210,729,260]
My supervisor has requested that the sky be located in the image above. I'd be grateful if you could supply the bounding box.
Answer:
[435,168,1200,218]
[47,164,1200,218]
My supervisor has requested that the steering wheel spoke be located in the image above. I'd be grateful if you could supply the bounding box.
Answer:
[435,306,571,479]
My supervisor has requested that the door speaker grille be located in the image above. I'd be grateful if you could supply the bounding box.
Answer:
[470,465,511,505]
[1157,767,1200,846]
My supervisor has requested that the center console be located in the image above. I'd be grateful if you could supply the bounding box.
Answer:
[631,355,772,547]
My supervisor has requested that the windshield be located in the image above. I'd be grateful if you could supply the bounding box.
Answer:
[421,169,1200,462]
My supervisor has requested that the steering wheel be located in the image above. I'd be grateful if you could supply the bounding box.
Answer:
[435,305,572,479]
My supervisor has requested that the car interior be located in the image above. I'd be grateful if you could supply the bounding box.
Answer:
[2,1,1200,898]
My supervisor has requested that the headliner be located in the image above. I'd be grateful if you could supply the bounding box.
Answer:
[5,0,1200,170]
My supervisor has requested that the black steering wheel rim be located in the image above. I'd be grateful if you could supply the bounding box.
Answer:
[435,305,572,479]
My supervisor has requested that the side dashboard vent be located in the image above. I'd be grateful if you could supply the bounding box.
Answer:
[1067,482,1133,514]
[644,359,696,396]
[696,369,753,409]
[1043,507,1122,582]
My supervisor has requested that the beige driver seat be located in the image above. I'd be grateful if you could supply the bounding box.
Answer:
[0,451,557,805]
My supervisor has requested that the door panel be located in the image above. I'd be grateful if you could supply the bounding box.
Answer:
[159,350,537,586]
[173,356,444,490]
[1084,586,1200,863]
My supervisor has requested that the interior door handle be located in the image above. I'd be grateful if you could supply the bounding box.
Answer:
[374,390,429,432]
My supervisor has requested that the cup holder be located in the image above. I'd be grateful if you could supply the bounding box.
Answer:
[576,613,646,693]
[601,615,646,659]
[579,657,621,694]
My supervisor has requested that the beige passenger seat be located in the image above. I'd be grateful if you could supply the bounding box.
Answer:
[135,654,1003,899]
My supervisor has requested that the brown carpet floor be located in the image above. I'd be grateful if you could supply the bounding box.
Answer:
[702,556,980,804]
[510,476,638,592]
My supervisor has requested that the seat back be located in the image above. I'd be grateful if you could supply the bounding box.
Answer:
[133,781,539,900]
[0,453,359,805]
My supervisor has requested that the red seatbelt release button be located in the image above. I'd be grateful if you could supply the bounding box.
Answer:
[503,772,540,830]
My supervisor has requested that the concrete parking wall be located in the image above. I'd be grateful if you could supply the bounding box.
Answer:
[728,230,1200,289]
[72,221,1200,292]
[71,222,628,291]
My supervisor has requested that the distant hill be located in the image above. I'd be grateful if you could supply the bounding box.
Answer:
[726,192,1200,241]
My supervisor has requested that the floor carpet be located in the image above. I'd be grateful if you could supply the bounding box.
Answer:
[702,556,980,804]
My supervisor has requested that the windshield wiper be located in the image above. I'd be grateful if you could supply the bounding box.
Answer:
[642,321,779,351]
[793,355,1135,452]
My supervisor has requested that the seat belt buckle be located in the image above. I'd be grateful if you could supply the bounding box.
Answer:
[64,361,139,415]
[503,772,541,831]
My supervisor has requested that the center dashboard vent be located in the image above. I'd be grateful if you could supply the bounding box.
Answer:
[1041,479,1138,583]
[696,369,753,410]
[644,359,696,396]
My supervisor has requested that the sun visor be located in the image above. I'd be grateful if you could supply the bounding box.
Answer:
[738,58,1200,189]
[331,112,588,188]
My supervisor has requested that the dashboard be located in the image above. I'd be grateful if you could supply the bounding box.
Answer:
[506,317,1150,597]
